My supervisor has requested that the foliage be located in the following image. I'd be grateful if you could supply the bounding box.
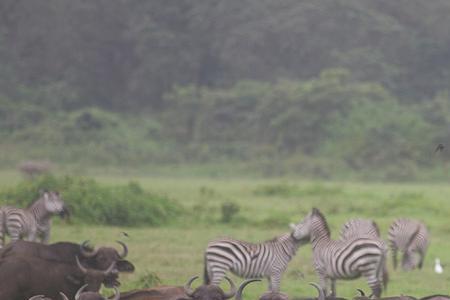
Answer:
[0,175,180,226]
[220,201,240,223]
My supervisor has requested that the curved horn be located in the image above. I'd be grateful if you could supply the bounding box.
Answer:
[28,296,46,300]
[80,240,98,258]
[223,276,237,299]
[184,275,199,297]
[103,261,117,275]
[59,292,70,300]
[76,256,88,274]
[116,240,128,258]
[75,284,88,300]
[111,286,121,300]
[309,283,325,300]
[356,289,366,297]
[235,279,261,300]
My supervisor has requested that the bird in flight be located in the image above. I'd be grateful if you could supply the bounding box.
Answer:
[435,143,444,153]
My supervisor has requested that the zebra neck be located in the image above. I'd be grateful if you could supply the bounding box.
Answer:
[278,233,300,258]
[28,201,52,224]
[311,230,331,249]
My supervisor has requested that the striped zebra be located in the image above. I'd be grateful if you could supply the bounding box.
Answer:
[292,208,386,298]
[340,218,380,240]
[388,218,429,271]
[204,225,307,292]
[0,191,68,248]
[340,218,389,290]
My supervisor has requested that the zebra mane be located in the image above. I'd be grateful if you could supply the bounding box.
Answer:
[312,208,330,237]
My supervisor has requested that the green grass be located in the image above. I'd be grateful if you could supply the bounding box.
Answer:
[2,174,449,298]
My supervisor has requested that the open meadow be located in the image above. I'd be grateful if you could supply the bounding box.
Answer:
[1,173,449,299]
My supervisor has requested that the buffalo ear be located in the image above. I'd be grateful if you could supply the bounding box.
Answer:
[116,260,135,272]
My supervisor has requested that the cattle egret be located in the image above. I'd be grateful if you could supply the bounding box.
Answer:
[435,258,443,274]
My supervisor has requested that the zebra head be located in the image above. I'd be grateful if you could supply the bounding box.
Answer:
[290,208,329,242]
[42,191,69,218]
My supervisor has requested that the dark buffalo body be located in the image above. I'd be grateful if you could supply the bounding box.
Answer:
[0,240,134,272]
[0,256,116,300]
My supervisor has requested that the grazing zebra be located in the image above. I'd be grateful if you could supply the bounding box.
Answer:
[0,191,68,248]
[340,218,380,240]
[340,218,389,290]
[204,224,308,292]
[292,208,386,298]
[388,218,429,271]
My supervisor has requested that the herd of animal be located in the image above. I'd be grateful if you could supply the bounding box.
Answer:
[0,189,444,300]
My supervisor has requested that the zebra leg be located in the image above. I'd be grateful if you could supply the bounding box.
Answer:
[269,273,282,292]
[363,270,381,298]
[317,272,329,297]
[330,279,336,297]
[41,229,50,244]
[417,250,425,269]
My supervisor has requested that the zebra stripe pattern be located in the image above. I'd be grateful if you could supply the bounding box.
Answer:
[292,208,386,298]
[340,218,380,240]
[0,191,67,248]
[204,230,305,292]
[340,218,389,291]
[388,218,429,271]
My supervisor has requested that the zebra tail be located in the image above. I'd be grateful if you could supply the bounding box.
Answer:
[0,208,5,246]
[203,254,211,284]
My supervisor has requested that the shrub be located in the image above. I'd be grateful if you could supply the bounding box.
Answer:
[0,175,180,226]
[220,201,240,223]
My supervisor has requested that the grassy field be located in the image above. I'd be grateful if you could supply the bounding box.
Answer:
[1,172,449,298]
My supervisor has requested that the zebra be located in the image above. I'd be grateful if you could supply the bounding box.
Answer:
[292,208,387,298]
[340,218,389,291]
[388,218,429,271]
[340,218,380,240]
[0,190,69,248]
[204,224,308,292]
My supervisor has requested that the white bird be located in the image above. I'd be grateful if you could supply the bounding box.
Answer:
[435,258,443,274]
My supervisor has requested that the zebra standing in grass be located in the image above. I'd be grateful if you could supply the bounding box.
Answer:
[340,218,389,291]
[0,191,69,248]
[204,224,308,292]
[388,218,429,271]
[293,208,387,298]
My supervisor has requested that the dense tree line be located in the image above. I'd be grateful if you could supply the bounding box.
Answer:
[1,1,450,179]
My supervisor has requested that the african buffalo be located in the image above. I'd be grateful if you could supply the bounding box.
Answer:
[29,284,120,300]
[113,276,257,300]
[0,240,134,272]
[352,289,416,300]
[0,255,117,300]
[419,296,450,300]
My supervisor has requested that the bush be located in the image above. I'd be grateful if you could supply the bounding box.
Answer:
[220,201,240,223]
[0,175,180,226]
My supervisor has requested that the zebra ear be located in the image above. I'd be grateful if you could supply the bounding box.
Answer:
[289,223,297,230]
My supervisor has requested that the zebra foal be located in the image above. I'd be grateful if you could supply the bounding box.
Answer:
[204,224,308,292]
[388,218,429,271]
[293,208,387,298]
[0,190,69,248]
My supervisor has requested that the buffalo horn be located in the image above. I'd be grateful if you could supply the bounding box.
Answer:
[59,292,70,300]
[76,256,88,274]
[309,282,325,300]
[223,276,238,299]
[111,286,121,300]
[28,296,46,300]
[80,240,98,258]
[356,289,366,297]
[234,279,261,300]
[75,284,89,300]
[184,275,199,297]
[103,261,117,275]
[116,240,128,258]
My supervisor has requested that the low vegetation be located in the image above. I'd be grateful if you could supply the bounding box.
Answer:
[0,175,180,226]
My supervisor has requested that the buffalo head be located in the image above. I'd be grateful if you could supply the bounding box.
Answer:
[184,276,237,300]
[80,240,134,273]
[74,256,119,289]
